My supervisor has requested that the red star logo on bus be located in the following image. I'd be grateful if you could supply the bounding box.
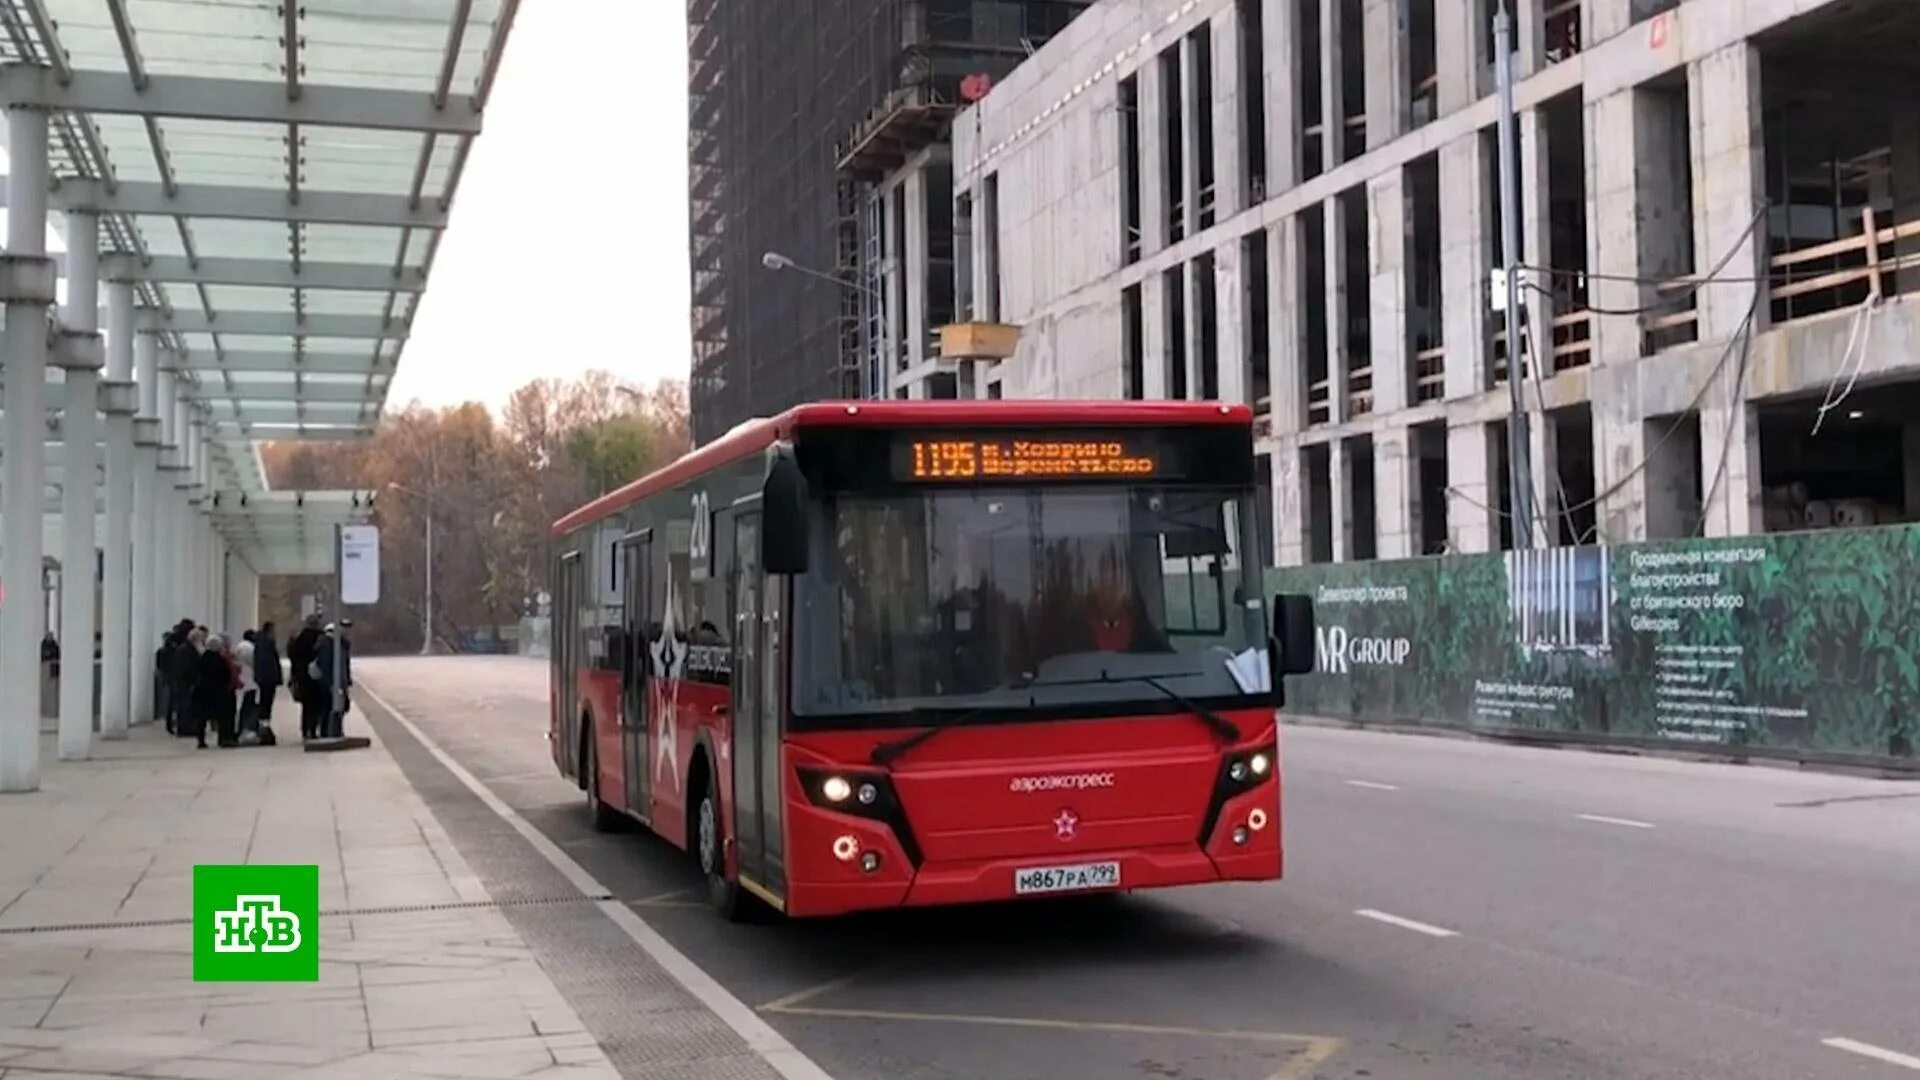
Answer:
[1053,809,1078,840]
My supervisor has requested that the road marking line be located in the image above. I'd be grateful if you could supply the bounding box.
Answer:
[759,966,888,1012]
[1354,909,1459,938]
[1344,780,1399,791]
[1823,1037,1920,1070]
[1577,813,1656,829]
[762,1005,1344,1080]
[359,684,838,1080]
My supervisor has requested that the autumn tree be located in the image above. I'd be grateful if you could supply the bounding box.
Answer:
[257,371,688,654]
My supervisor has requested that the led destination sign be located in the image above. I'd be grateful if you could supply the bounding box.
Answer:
[903,438,1161,481]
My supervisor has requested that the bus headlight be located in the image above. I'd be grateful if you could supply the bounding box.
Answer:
[856,782,878,805]
[821,776,853,803]
[1249,752,1271,777]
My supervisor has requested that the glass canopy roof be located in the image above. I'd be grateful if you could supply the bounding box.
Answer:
[0,0,519,573]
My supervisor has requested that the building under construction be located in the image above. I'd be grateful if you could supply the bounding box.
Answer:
[686,0,1091,444]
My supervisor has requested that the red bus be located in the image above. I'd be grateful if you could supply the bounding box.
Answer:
[549,401,1315,919]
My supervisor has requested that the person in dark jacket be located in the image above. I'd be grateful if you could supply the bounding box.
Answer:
[312,622,353,739]
[168,625,202,738]
[193,633,241,749]
[254,620,283,726]
[288,616,324,740]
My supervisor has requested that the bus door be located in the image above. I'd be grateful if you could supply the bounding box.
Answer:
[619,530,653,821]
[727,501,787,901]
[555,550,583,777]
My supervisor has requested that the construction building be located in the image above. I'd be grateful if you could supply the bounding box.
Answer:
[686,0,1091,443]
[950,0,1920,564]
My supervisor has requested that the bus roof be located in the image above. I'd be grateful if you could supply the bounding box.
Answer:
[550,399,1252,538]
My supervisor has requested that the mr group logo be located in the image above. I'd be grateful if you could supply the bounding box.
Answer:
[192,865,320,982]
[1315,626,1413,675]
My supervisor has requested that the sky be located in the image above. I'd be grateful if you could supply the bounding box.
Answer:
[385,0,693,413]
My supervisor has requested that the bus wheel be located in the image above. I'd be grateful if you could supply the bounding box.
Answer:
[695,785,750,922]
[582,725,621,833]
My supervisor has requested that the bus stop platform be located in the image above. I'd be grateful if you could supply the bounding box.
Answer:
[0,719,623,1080]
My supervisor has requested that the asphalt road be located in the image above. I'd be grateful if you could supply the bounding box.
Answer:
[356,656,1920,1080]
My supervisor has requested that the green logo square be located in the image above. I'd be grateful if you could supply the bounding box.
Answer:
[193,865,320,982]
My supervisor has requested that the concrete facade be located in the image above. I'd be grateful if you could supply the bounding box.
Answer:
[953,0,1920,565]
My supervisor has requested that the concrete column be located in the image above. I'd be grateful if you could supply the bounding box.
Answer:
[1892,116,1920,295]
[1263,0,1303,192]
[1181,31,1204,236]
[1585,0,1634,45]
[1594,403,1648,544]
[1689,44,1765,539]
[1,104,54,793]
[130,326,164,723]
[1516,0,1547,77]
[903,171,928,371]
[1447,421,1496,553]
[1689,44,1767,340]
[1319,0,1347,170]
[1368,168,1411,412]
[1699,401,1760,538]
[1436,0,1484,116]
[99,282,137,739]
[1185,260,1207,398]
[1215,240,1248,402]
[1325,195,1352,421]
[130,418,160,723]
[1275,441,1306,566]
[1211,9,1245,220]
[55,211,105,762]
[1586,91,1641,366]
[1141,269,1169,399]
[1363,0,1410,151]
[1138,57,1169,254]
[1374,425,1416,559]
[1328,437,1351,561]
[1519,106,1555,380]
[1269,214,1306,434]
[1439,137,1490,398]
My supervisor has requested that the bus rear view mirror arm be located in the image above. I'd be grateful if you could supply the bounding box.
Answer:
[1273,593,1316,678]
[763,445,811,575]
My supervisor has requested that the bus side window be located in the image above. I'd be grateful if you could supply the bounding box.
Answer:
[1154,494,1228,636]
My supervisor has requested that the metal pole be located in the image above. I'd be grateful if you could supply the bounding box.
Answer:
[56,210,103,762]
[101,281,137,738]
[421,507,433,656]
[331,524,345,738]
[1,104,53,792]
[1495,2,1535,550]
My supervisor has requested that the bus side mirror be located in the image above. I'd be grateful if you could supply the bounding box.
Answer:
[763,449,810,575]
[1272,593,1315,677]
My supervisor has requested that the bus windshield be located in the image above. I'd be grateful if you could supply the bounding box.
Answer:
[791,485,1268,723]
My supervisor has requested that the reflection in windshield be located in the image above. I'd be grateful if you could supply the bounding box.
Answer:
[793,486,1264,717]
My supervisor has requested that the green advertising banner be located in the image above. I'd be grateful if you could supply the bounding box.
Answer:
[1267,525,1920,762]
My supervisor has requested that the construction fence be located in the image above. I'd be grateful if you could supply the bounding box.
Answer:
[1267,524,1920,768]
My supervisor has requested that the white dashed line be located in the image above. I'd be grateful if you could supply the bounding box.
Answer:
[1822,1037,1920,1070]
[1576,813,1656,830]
[1355,909,1459,938]
[1345,780,1400,791]
[359,685,839,1080]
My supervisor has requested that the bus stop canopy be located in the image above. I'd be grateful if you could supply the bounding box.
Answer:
[0,0,519,574]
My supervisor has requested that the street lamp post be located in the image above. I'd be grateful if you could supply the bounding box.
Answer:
[761,250,887,398]
[386,482,434,656]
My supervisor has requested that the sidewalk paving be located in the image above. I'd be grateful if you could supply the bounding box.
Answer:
[0,718,621,1080]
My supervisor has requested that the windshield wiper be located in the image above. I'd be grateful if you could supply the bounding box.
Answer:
[869,703,1025,767]
[1097,672,1240,743]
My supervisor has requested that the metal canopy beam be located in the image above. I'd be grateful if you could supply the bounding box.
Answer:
[207,423,373,439]
[191,383,383,404]
[170,350,390,375]
[0,65,484,136]
[32,179,447,229]
[101,254,426,293]
[142,312,406,338]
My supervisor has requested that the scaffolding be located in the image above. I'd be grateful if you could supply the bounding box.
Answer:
[687,0,1091,442]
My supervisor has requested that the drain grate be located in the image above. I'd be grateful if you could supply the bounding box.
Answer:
[0,893,613,936]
